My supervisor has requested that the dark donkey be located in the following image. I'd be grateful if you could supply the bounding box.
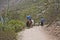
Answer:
[26,19,32,28]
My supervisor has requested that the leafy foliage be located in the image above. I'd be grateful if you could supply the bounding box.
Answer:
[0,0,60,40]
[0,20,25,40]
[6,20,25,32]
[0,31,16,40]
[0,23,16,40]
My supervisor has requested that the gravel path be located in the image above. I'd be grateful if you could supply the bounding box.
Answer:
[17,26,57,40]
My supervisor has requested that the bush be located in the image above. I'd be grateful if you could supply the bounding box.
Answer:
[0,23,17,40]
[6,20,25,32]
[0,20,25,40]
[0,31,16,40]
[0,22,3,31]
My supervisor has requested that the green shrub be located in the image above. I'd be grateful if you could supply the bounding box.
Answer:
[0,22,5,31]
[0,23,17,40]
[6,20,25,32]
[0,31,16,40]
[0,20,25,40]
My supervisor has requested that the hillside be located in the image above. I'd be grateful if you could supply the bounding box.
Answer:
[44,21,60,40]
[0,0,60,23]
[0,0,60,40]
[0,0,51,22]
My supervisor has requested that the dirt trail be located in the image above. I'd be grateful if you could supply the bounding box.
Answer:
[17,26,57,40]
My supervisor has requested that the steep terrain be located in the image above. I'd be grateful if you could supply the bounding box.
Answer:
[44,21,60,40]
[0,0,60,23]
[0,0,60,40]
[17,26,58,40]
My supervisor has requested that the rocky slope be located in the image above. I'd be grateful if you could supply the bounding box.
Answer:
[44,21,60,40]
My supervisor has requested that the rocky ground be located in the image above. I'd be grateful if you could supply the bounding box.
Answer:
[44,21,60,40]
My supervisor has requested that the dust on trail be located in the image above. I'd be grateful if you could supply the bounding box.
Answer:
[17,26,57,40]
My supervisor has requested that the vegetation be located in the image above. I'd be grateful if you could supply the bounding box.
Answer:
[0,20,25,40]
[0,0,60,40]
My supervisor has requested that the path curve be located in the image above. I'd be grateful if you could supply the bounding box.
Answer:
[17,26,57,40]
